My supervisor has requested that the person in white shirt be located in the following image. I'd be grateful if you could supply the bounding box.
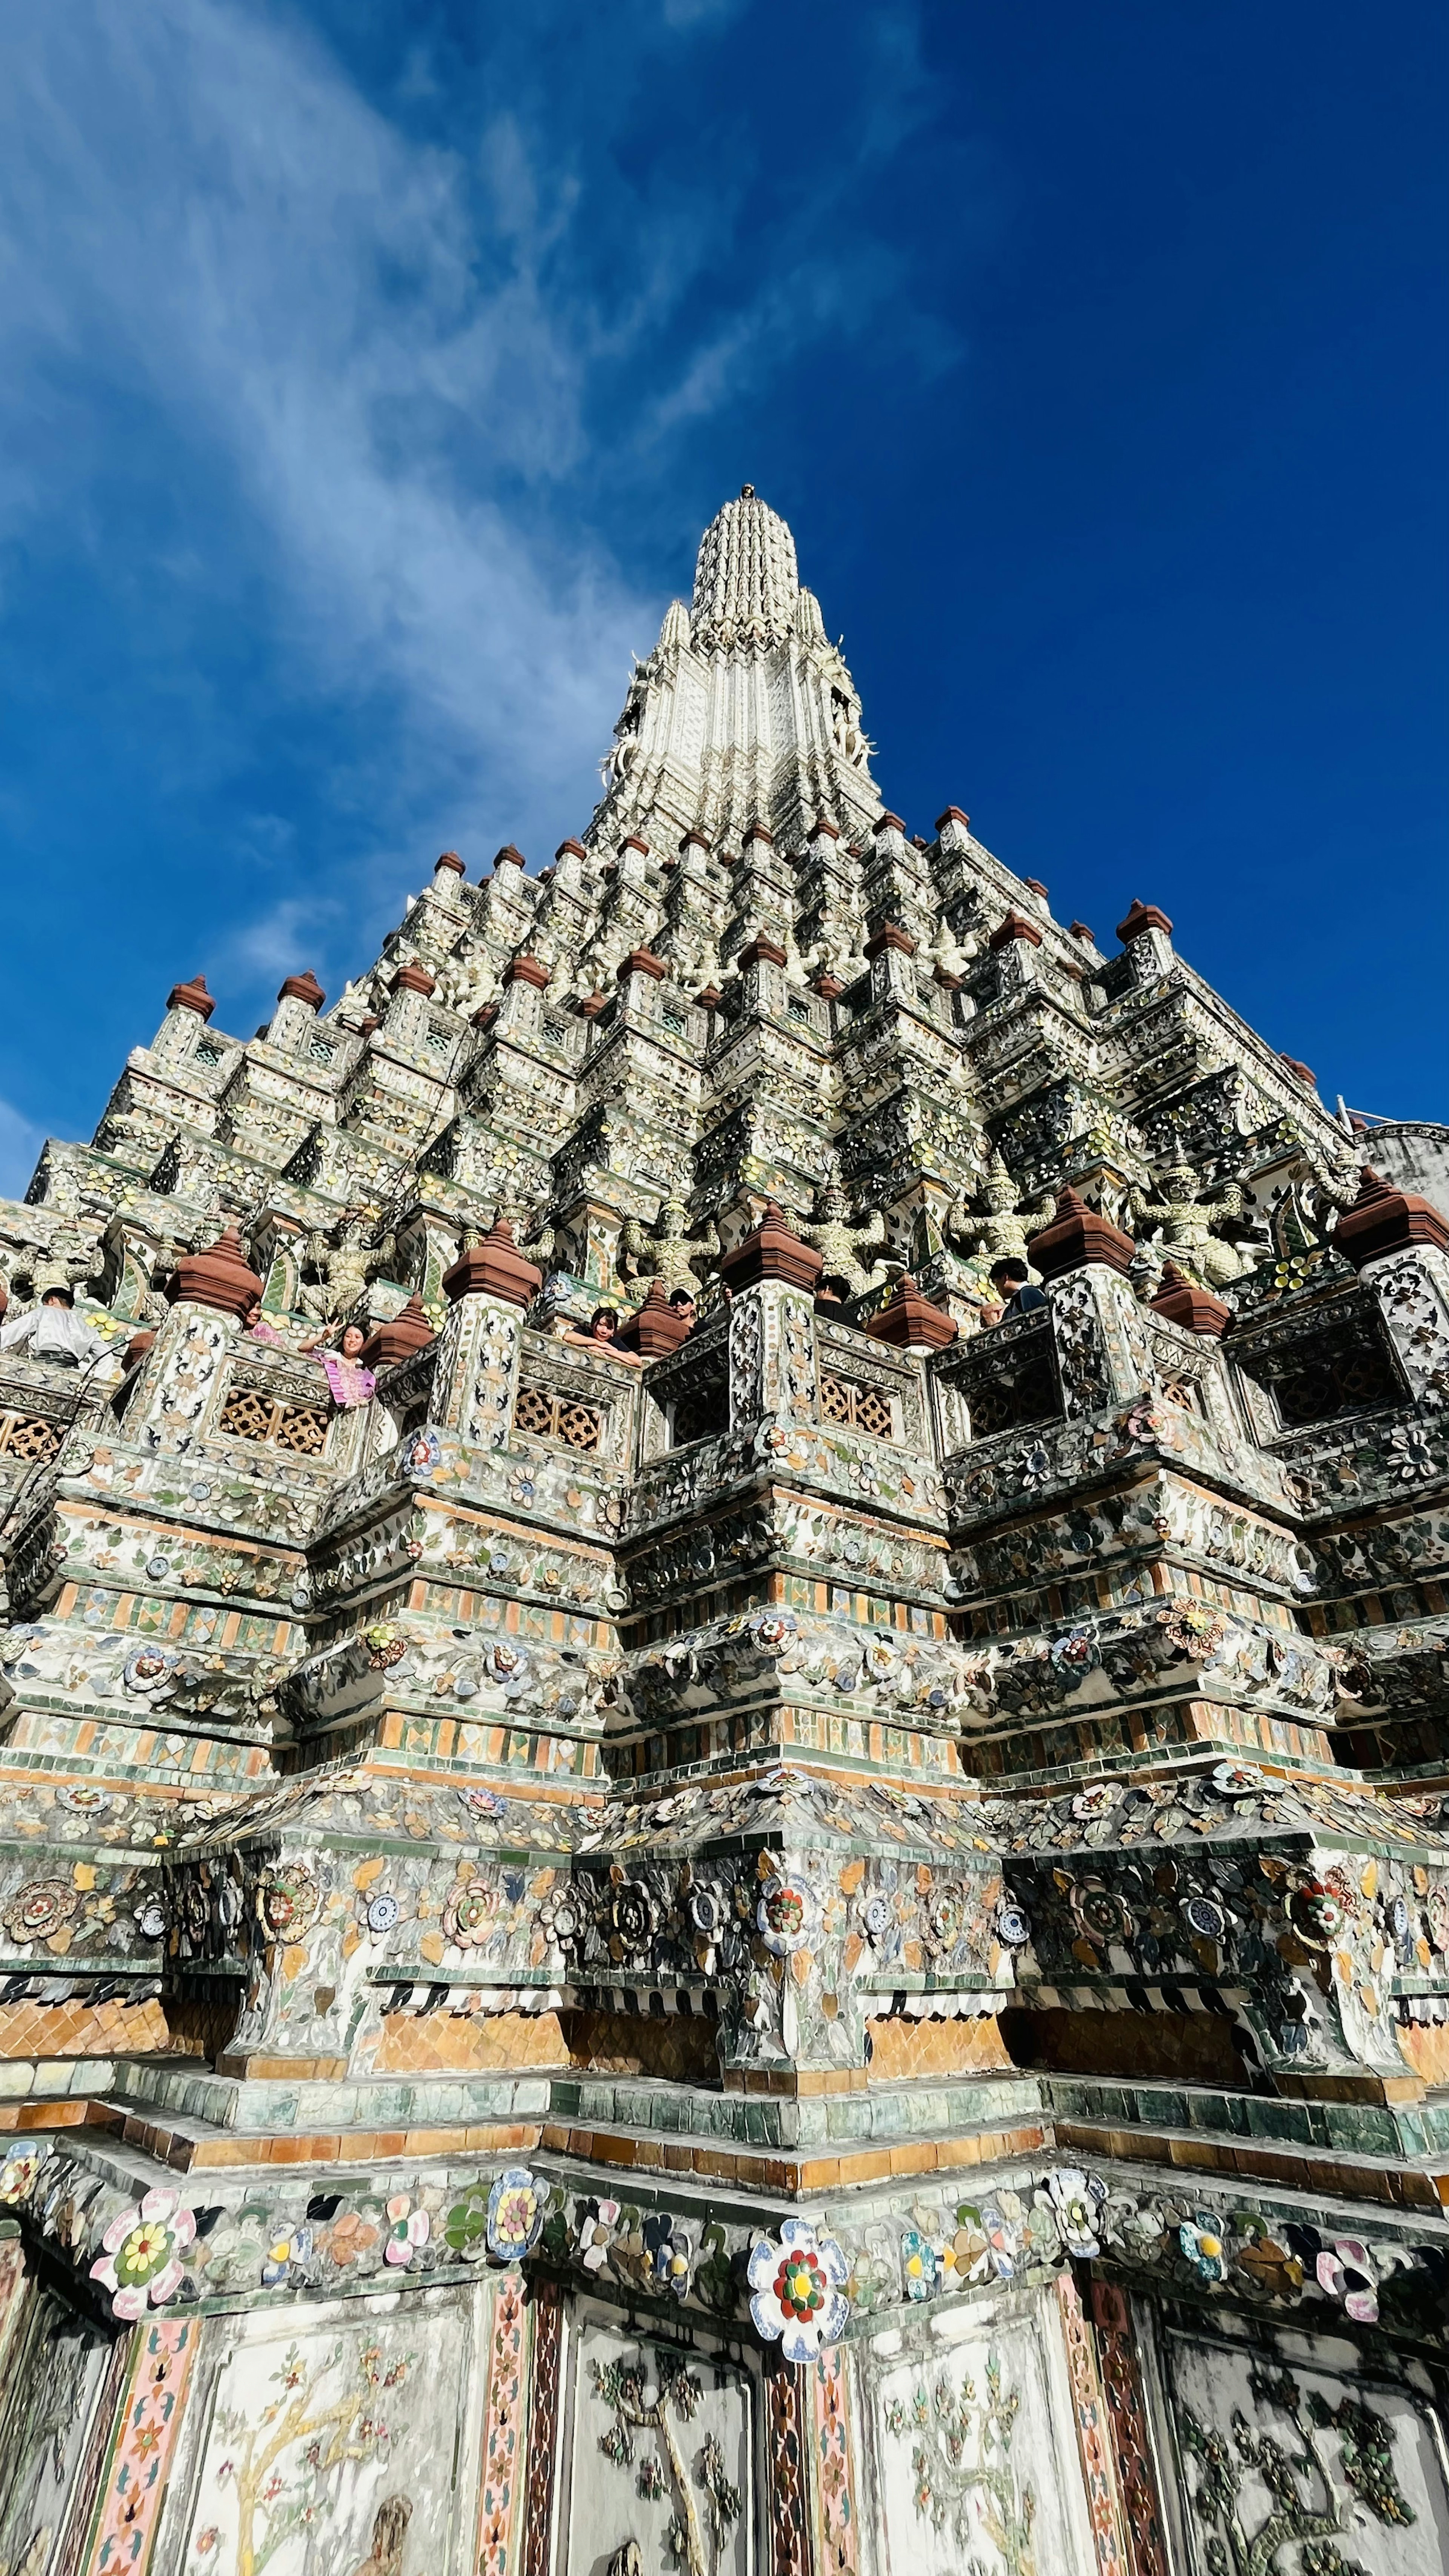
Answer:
[0,1284,109,1368]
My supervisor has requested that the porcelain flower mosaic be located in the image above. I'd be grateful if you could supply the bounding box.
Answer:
[90,2187,195,2320]
[748,2219,851,2363]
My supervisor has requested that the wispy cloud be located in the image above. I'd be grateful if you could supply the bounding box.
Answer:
[0,0,651,856]
[0,0,966,1027]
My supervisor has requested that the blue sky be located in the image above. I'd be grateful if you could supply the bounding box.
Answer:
[0,0,1444,1190]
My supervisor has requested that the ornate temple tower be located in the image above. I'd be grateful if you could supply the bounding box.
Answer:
[591,484,881,855]
[0,493,1446,2576]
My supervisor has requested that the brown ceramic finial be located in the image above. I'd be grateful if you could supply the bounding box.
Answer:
[864,921,917,959]
[277,971,325,1010]
[1332,1167,1449,1270]
[359,1293,437,1369]
[1149,1261,1232,1338]
[1115,897,1173,944]
[988,910,1044,952]
[737,936,788,971]
[392,963,437,999]
[1027,1188,1137,1280]
[865,1277,958,1352]
[617,1278,692,1358]
[167,1225,264,1319]
[718,1202,823,1293]
[442,1217,543,1310]
[167,974,215,1020]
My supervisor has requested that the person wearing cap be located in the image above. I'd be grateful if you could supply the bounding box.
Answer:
[0,1283,109,1367]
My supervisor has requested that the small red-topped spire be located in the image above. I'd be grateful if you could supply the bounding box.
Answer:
[718,1201,823,1293]
[865,1276,957,1352]
[988,910,1044,951]
[1027,1187,1137,1280]
[434,850,466,876]
[864,920,917,958]
[167,1224,263,1318]
[504,955,551,989]
[1149,1261,1232,1337]
[1333,1166,1449,1269]
[617,1278,692,1358]
[392,963,437,998]
[443,1217,543,1309]
[1115,897,1173,944]
[360,1292,436,1369]
[277,971,325,1010]
[167,973,214,1020]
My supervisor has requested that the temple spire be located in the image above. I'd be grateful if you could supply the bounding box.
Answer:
[690,483,800,650]
[588,487,881,855]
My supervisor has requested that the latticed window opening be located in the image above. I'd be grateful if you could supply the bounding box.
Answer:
[218,1387,330,1455]
[819,1373,895,1439]
[514,1379,603,1452]
[1266,1338,1401,1428]
[0,1411,61,1463]
[964,1347,1059,1439]
[669,1368,729,1447]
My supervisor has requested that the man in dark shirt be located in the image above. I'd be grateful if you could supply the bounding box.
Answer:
[986,1258,1047,1322]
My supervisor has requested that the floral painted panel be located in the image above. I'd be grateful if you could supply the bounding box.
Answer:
[865,2288,1098,2576]
[558,2312,754,2576]
[174,2286,478,2576]
[1165,2328,1449,2576]
[0,2281,113,2576]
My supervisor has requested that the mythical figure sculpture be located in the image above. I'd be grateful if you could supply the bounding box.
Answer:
[801,1160,891,1295]
[947,1154,1050,1281]
[299,1207,386,1323]
[1135,1162,1246,1289]
[618,1197,718,1295]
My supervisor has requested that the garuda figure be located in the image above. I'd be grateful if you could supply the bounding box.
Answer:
[618,1196,719,1295]
[800,1160,891,1295]
[1135,1161,1246,1289]
[947,1153,1051,1282]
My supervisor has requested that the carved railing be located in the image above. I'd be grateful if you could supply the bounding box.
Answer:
[815,1320,922,1447]
[644,1314,730,1452]
[933,1308,1060,1446]
[511,1330,637,1467]
[1228,1280,1407,1439]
